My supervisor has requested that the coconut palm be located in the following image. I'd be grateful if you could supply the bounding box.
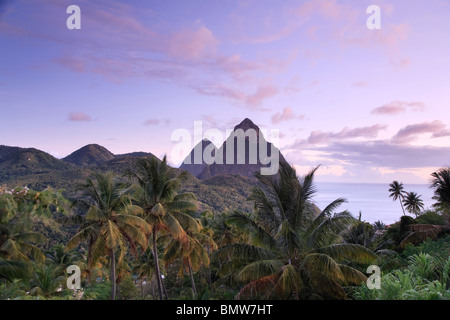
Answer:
[0,259,29,282]
[0,220,47,264]
[66,172,150,300]
[29,264,65,298]
[46,244,81,270]
[126,156,199,300]
[403,192,425,217]
[164,219,217,298]
[373,220,387,232]
[430,168,450,211]
[389,181,407,216]
[219,162,377,299]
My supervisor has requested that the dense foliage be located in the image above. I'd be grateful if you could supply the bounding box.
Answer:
[1,164,449,300]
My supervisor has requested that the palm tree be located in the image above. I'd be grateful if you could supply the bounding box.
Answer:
[46,244,81,269]
[389,181,407,216]
[0,220,47,264]
[66,172,150,300]
[164,219,217,298]
[373,220,386,232]
[29,264,65,298]
[403,192,425,217]
[126,156,199,300]
[430,168,450,211]
[0,259,29,282]
[219,162,377,299]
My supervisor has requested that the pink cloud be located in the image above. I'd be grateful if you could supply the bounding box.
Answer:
[391,57,411,69]
[343,23,410,53]
[296,0,357,22]
[167,25,218,61]
[308,124,387,144]
[271,107,305,124]
[392,120,450,144]
[53,55,86,73]
[353,81,368,87]
[143,119,160,126]
[194,83,279,109]
[68,112,91,122]
[371,101,426,115]
[246,85,279,107]
[201,115,219,127]
[293,1,409,57]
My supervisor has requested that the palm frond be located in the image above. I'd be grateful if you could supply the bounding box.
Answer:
[301,253,344,282]
[314,243,377,264]
[237,259,284,283]
[227,211,278,251]
[235,274,278,300]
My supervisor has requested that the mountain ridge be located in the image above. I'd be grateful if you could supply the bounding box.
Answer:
[0,118,284,214]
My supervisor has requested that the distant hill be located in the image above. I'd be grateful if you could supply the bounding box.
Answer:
[91,152,159,175]
[0,146,73,175]
[0,118,286,214]
[0,146,85,191]
[116,151,155,159]
[62,144,115,167]
[179,118,288,179]
[0,145,23,162]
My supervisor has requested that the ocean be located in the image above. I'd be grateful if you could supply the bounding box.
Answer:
[313,182,436,225]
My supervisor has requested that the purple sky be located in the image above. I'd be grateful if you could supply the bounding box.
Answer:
[1,0,450,184]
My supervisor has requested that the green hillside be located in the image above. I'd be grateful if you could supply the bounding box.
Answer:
[0,144,256,214]
[62,144,115,166]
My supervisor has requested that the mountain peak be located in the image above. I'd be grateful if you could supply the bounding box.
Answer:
[63,144,115,166]
[234,118,260,132]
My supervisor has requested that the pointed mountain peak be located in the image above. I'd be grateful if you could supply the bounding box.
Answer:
[234,118,260,133]
[200,138,216,148]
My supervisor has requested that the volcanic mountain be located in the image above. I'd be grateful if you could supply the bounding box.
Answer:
[179,118,288,179]
[62,144,116,167]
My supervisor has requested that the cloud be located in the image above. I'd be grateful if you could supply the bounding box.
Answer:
[312,141,450,170]
[246,85,279,107]
[271,107,305,124]
[295,0,357,22]
[392,120,450,144]
[353,81,368,87]
[143,119,159,126]
[371,101,426,115]
[194,83,279,109]
[201,115,219,127]
[68,112,91,122]
[390,57,411,69]
[307,124,387,144]
[53,55,86,73]
[293,1,409,58]
[166,25,218,61]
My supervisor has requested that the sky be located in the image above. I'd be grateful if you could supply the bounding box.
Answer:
[1,0,450,184]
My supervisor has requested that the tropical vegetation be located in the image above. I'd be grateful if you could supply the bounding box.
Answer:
[1,162,449,300]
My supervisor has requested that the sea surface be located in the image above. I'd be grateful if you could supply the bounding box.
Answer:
[313,182,435,224]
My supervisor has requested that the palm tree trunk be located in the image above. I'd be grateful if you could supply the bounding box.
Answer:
[400,199,406,216]
[162,274,169,300]
[188,260,197,298]
[207,246,212,291]
[110,249,116,300]
[3,278,7,300]
[152,227,164,300]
